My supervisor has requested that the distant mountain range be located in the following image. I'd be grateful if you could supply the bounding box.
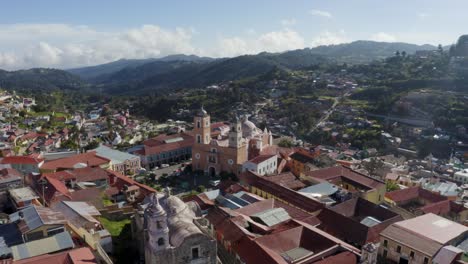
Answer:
[0,40,438,93]
[0,68,86,91]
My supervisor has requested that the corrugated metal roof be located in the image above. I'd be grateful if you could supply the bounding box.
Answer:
[10,231,74,260]
[93,145,139,164]
[281,247,313,262]
[360,216,381,227]
[298,182,339,196]
[251,207,291,227]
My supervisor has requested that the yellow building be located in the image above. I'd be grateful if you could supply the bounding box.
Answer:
[302,165,386,204]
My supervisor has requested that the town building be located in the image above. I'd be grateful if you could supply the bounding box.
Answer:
[191,107,272,176]
[206,198,361,264]
[0,168,22,210]
[91,145,141,175]
[8,187,40,209]
[241,154,277,175]
[379,213,468,264]
[289,146,321,176]
[385,186,468,223]
[11,247,97,264]
[302,166,386,204]
[52,201,112,253]
[132,133,193,170]
[133,190,217,264]
[0,156,44,175]
[40,151,111,173]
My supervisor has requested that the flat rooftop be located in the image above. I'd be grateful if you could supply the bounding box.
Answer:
[8,187,39,202]
[395,213,468,244]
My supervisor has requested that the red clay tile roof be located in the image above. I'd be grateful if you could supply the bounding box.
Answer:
[142,133,193,155]
[106,169,156,194]
[43,175,71,200]
[41,151,110,171]
[14,247,96,264]
[0,156,44,165]
[241,171,323,213]
[312,251,357,264]
[385,187,447,204]
[70,167,110,182]
[420,200,467,215]
[42,170,76,181]
[305,165,385,190]
[262,172,306,190]
[247,154,277,165]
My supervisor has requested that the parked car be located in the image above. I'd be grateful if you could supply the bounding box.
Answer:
[161,164,170,168]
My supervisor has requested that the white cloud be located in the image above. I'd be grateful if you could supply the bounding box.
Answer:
[309,9,332,18]
[371,32,397,42]
[281,18,297,27]
[311,30,349,47]
[0,24,198,70]
[215,29,305,57]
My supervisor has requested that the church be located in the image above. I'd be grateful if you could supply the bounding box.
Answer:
[133,189,217,264]
[191,107,273,176]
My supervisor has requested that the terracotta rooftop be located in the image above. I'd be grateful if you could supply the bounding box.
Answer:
[142,133,193,155]
[385,187,447,204]
[41,152,110,171]
[14,247,96,264]
[0,156,44,165]
[304,166,385,191]
[262,172,306,190]
[247,154,277,165]
[240,171,324,213]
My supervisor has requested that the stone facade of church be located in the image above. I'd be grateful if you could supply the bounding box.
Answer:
[191,107,272,176]
[133,190,217,264]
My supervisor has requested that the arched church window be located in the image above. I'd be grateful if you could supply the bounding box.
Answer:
[197,121,201,128]
[197,135,201,144]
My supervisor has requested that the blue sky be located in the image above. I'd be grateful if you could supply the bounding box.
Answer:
[0,0,466,69]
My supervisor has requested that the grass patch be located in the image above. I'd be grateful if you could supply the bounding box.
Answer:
[98,217,131,237]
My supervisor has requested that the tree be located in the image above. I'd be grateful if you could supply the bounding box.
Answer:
[278,138,294,148]
[386,181,400,192]
[363,158,384,178]
[438,44,444,54]
[84,140,99,151]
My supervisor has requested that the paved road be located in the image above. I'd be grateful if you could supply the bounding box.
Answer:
[309,92,350,134]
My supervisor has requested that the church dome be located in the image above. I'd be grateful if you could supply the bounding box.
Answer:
[242,116,260,137]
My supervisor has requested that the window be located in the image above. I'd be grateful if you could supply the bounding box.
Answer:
[396,245,401,253]
[383,239,388,248]
[197,135,201,144]
[191,246,200,259]
[410,251,415,258]
[197,121,201,128]
[157,238,165,246]
[423,257,429,264]
[382,249,387,258]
